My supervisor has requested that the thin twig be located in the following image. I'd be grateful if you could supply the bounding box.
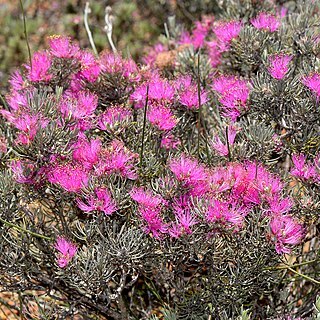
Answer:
[19,0,32,68]
[226,126,232,161]
[84,2,98,56]
[0,217,52,240]
[286,266,320,285]
[265,259,320,285]
[197,52,202,158]
[139,86,149,168]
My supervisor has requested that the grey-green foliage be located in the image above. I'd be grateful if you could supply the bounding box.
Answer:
[314,296,320,319]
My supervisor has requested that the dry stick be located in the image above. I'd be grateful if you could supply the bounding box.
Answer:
[19,0,32,68]
[104,6,117,54]
[226,126,232,162]
[275,259,317,270]
[196,51,210,161]
[84,2,98,56]
[0,217,52,240]
[285,266,320,285]
[140,86,149,167]
[265,259,320,285]
[197,52,201,157]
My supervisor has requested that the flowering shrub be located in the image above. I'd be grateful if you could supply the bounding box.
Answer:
[0,1,320,319]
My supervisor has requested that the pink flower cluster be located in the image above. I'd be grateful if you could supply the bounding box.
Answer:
[175,75,208,110]
[270,215,304,254]
[130,73,208,136]
[54,237,77,268]
[212,75,251,121]
[77,187,117,216]
[1,36,143,202]
[291,153,320,183]
[48,162,89,192]
[130,154,304,254]
[95,140,138,180]
[212,20,242,51]
[179,18,214,50]
[99,52,140,82]
[302,73,320,97]
[1,29,306,262]
[268,54,293,80]
[251,12,281,32]
[130,187,167,239]
[97,105,132,130]
[131,77,177,131]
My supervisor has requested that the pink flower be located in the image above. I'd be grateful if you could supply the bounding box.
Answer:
[206,200,244,229]
[251,12,280,32]
[6,90,29,112]
[96,140,138,179]
[60,91,98,119]
[269,215,304,254]
[139,207,167,239]
[302,73,320,97]
[178,31,192,47]
[9,71,25,91]
[168,223,182,238]
[131,79,175,109]
[212,75,250,121]
[212,136,228,156]
[77,51,100,82]
[147,105,178,131]
[213,20,242,51]
[130,187,167,238]
[206,40,222,67]
[291,153,317,180]
[174,210,197,235]
[27,51,53,82]
[243,184,261,205]
[268,54,293,80]
[48,163,89,192]
[54,237,77,268]
[219,84,250,108]
[148,79,175,101]
[267,196,293,215]
[208,168,232,194]
[291,154,306,178]
[10,113,48,145]
[179,21,211,49]
[179,86,208,110]
[161,133,180,150]
[11,160,34,184]
[171,196,198,235]
[97,106,132,130]
[212,75,239,94]
[169,154,208,195]
[77,187,117,215]
[13,114,40,145]
[192,21,210,48]
[48,35,79,58]
[130,187,165,209]
[100,53,140,81]
[72,134,101,170]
